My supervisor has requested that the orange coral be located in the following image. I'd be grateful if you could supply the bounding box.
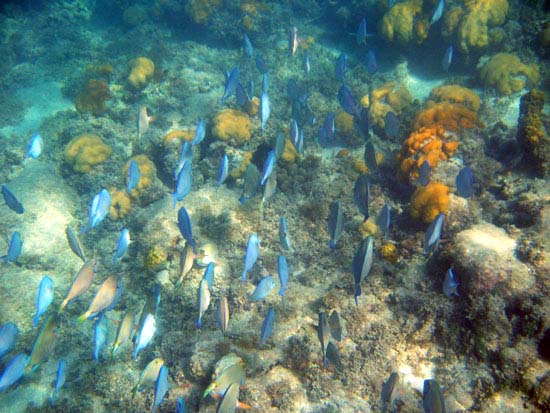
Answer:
[65,134,112,173]
[109,188,131,220]
[124,155,157,198]
[414,101,479,131]
[410,181,450,223]
[75,79,110,115]
[397,126,459,180]
[429,85,481,111]
[128,57,154,90]
[212,109,252,145]
[164,129,194,146]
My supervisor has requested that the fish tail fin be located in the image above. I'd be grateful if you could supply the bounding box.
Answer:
[59,300,68,312]
[239,195,246,204]
[33,315,39,327]
[172,194,177,209]
[202,383,215,399]
[354,284,361,306]
[76,313,89,323]
[196,318,202,329]
[237,400,252,410]
[329,240,336,249]
[241,271,247,282]
[322,356,328,368]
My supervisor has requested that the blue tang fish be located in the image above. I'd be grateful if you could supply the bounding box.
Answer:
[34,276,54,328]
[0,322,19,358]
[260,150,276,186]
[93,314,108,362]
[303,53,311,74]
[255,54,268,74]
[456,166,475,198]
[277,255,289,298]
[378,204,391,240]
[236,83,249,107]
[221,67,239,104]
[260,92,270,130]
[133,313,156,360]
[443,267,459,298]
[353,175,370,221]
[366,49,378,74]
[174,161,192,208]
[1,185,24,214]
[217,153,229,187]
[384,111,399,139]
[112,228,130,264]
[177,206,197,253]
[26,133,43,159]
[418,160,431,186]
[242,233,260,282]
[243,32,253,57]
[250,275,276,302]
[357,18,367,46]
[50,359,67,404]
[430,0,444,25]
[423,379,446,413]
[177,396,189,413]
[442,45,453,72]
[424,213,445,255]
[356,108,370,140]
[89,189,111,229]
[2,231,22,264]
[203,262,215,289]
[239,164,260,204]
[259,308,276,348]
[364,141,379,175]
[152,365,169,413]
[279,216,292,251]
[335,53,347,81]
[338,85,360,117]
[174,142,193,180]
[262,73,269,94]
[353,236,373,305]
[0,353,30,392]
[328,201,344,249]
[192,118,206,146]
[127,160,140,194]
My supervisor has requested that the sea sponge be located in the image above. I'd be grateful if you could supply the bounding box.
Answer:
[212,109,252,145]
[429,85,481,111]
[397,126,459,181]
[108,189,131,220]
[75,79,110,115]
[380,243,399,263]
[145,245,168,270]
[410,181,450,223]
[65,134,112,173]
[517,89,550,176]
[282,139,299,163]
[458,0,509,53]
[414,101,479,131]
[478,53,540,95]
[186,0,222,24]
[334,110,354,136]
[369,83,412,129]
[128,57,155,90]
[359,219,378,238]
[124,155,157,197]
[380,0,423,44]
[163,129,194,146]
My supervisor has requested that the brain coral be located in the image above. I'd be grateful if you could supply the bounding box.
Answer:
[458,0,509,53]
[410,181,450,223]
[414,101,479,131]
[478,53,540,95]
[128,57,155,90]
[429,85,481,111]
[380,0,423,44]
[212,109,252,145]
[65,134,112,173]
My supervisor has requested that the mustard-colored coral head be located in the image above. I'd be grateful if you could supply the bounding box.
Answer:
[124,155,157,197]
[65,134,112,173]
[128,57,155,90]
[410,181,450,223]
[478,53,539,95]
[380,0,423,44]
[108,188,131,220]
[212,109,252,146]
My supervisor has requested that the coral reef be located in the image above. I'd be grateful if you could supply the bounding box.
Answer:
[229,151,253,179]
[410,181,450,223]
[478,53,540,95]
[108,189,131,220]
[281,139,299,163]
[334,110,354,136]
[124,155,157,198]
[379,0,424,45]
[64,134,112,173]
[429,84,481,111]
[369,82,412,129]
[145,244,168,270]
[75,79,110,115]
[128,57,155,90]
[517,89,550,176]
[397,126,459,181]
[163,129,194,146]
[185,0,222,24]
[380,242,399,263]
[414,101,479,131]
[212,109,252,145]
[358,219,378,238]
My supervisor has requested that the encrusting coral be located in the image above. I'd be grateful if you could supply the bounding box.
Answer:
[212,109,252,145]
[65,134,112,173]
[369,82,412,129]
[109,189,131,220]
[75,79,110,115]
[414,101,479,131]
[380,0,424,45]
[128,57,155,90]
[429,85,481,112]
[410,181,450,223]
[478,53,540,95]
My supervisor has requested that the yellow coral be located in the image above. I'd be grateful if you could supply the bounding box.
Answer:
[108,189,131,220]
[410,181,450,223]
[458,0,509,53]
[65,134,112,173]
[230,151,253,179]
[163,129,194,146]
[359,219,378,238]
[369,83,412,129]
[429,85,481,111]
[380,243,399,264]
[124,155,157,197]
[245,97,260,116]
[128,57,155,90]
[334,110,354,136]
[360,95,370,108]
[414,101,479,131]
[212,109,252,145]
[186,0,222,24]
[380,0,423,44]
[478,53,540,95]
[354,159,369,174]
[145,245,168,269]
[282,139,299,162]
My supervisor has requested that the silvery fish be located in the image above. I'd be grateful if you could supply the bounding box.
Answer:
[378,204,391,239]
[34,276,54,328]
[424,213,445,255]
[177,243,195,286]
[51,359,67,404]
[423,379,446,413]
[289,26,299,56]
[243,32,253,57]
[218,296,229,335]
[89,189,111,230]
[303,53,310,74]
[277,255,289,298]
[174,141,193,179]
[192,118,206,146]
[26,132,43,159]
[126,160,140,194]
[197,279,211,329]
[0,353,30,392]
[249,275,276,302]
[112,228,130,264]
[65,226,86,262]
[242,233,260,282]
[1,185,24,214]
[260,92,270,131]
[328,201,344,249]
[133,313,156,360]
[259,308,275,348]
[217,153,229,188]
[174,160,192,208]
[93,314,108,362]
[353,174,370,222]
[353,236,373,306]
[221,67,239,104]
[216,382,240,413]
[2,231,22,264]
[0,322,19,358]
[442,44,453,72]
[443,267,459,298]
[260,150,275,186]
[137,106,154,139]
[262,73,269,94]
[279,215,291,251]
[290,119,300,150]
[152,365,169,413]
[430,0,445,25]
[317,312,330,368]
[261,169,277,207]
[132,358,164,397]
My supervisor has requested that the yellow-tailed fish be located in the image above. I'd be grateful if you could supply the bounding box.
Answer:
[77,275,118,322]
[112,311,134,357]
[28,314,57,372]
[210,392,251,411]
[218,296,229,335]
[176,243,195,286]
[59,259,97,311]
[131,357,164,397]
[216,382,239,413]
[203,360,245,398]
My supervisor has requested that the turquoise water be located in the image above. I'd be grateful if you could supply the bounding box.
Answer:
[0,1,549,412]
